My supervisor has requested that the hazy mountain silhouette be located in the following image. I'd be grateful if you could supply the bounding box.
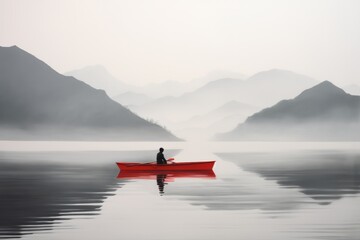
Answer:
[66,66,201,99]
[344,84,360,95]
[193,70,247,85]
[66,65,207,99]
[113,91,154,107]
[65,65,134,96]
[136,80,194,98]
[217,81,360,141]
[135,68,316,113]
[131,78,248,126]
[0,46,179,141]
[179,101,257,128]
[135,70,246,98]
[248,68,315,83]
[246,69,317,105]
[130,69,317,139]
[173,101,259,139]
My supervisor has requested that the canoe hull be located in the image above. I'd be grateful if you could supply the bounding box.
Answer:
[116,161,215,171]
[117,170,216,181]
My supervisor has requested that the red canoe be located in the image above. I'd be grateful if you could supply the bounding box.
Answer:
[117,170,216,181]
[116,161,215,171]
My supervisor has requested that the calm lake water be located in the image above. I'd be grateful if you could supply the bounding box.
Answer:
[0,141,359,240]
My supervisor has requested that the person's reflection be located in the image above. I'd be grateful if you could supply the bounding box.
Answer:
[156,174,167,195]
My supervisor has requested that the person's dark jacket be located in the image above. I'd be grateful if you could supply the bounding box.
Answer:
[156,152,167,164]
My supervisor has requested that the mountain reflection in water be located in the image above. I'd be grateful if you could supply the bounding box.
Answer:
[0,146,359,240]
[217,150,360,203]
[0,150,180,239]
[160,150,360,212]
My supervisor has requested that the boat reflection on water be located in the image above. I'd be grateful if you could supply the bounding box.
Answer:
[156,174,167,195]
[117,170,216,195]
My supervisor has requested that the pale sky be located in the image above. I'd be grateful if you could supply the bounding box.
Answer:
[1,0,360,86]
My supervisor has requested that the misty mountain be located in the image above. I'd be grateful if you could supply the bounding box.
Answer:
[217,81,360,141]
[171,101,258,140]
[208,113,251,133]
[113,91,153,107]
[0,46,179,141]
[65,65,133,96]
[130,78,246,125]
[181,101,258,128]
[136,80,194,98]
[65,67,202,98]
[246,69,317,105]
[176,69,314,105]
[136,69,316,114]
[131,69,317,131]
[136,70,247,98]
[178,101,259,135]
[193,70,247,85]
[344,84,360,95]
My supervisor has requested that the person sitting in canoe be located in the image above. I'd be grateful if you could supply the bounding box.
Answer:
[156,147,167,164]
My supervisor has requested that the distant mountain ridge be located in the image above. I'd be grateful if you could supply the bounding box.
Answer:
[171,101,259,140]
[248,81,359,123]
[113,92,154,107]
[344,84,360,96]
[248,69,315,84]
[178,101,258,130]
[66,67,246,100]
[140,69,316,108]
[131,69,317,129]
[65,65,133,96]
[0,46,179,141]
[217,81,360,141]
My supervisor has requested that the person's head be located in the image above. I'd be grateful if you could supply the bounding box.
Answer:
[159,147,164,152]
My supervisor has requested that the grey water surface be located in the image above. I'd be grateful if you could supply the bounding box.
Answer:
[0,142,359,240]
